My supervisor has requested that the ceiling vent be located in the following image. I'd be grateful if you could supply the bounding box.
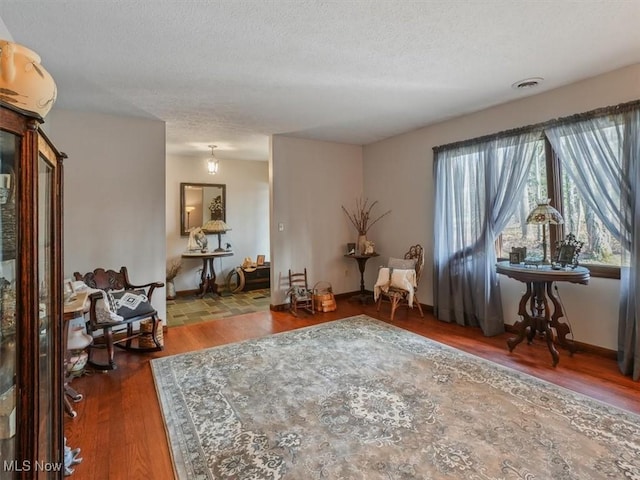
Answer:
[511,77,544,90]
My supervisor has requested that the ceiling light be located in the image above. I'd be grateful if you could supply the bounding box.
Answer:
[206,145,219,175]
[511,77,544,90]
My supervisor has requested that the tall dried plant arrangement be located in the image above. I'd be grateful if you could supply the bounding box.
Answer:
[341,197,391,235]
[166,259,182,281]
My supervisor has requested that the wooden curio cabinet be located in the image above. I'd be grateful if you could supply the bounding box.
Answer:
[0,104,64,478]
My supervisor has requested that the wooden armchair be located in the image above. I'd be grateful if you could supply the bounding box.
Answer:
[73,266,164,370]
[287,268,315,316]
[375,245,425,321]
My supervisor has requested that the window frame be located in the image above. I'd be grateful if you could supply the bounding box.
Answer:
[497,138,620,279]
[498,138,620,279]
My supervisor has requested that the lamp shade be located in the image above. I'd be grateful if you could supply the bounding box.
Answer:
[202,220,231,233]
[526,199,564,225]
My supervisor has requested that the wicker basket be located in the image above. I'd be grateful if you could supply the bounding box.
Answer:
[313,281,337,313]
[139,319,164,348]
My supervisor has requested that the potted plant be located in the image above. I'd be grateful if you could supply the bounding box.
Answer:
[166,260,182,300]
[341,197,391,255]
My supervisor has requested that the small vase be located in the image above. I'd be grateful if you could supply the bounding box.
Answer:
[166,280,176,300]
[357,234,368,255]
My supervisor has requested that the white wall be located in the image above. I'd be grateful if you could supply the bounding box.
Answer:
[166,155,269,292]
[45,109,167,321]
[363,63,640,350]
[270,136,363,305]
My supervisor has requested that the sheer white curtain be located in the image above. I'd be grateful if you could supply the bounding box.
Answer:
[433,131,543,336]
[546,108,640,380]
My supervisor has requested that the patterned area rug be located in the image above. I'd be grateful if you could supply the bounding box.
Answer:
[151,315,640,479]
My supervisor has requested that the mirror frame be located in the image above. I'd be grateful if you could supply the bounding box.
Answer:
[180,182,226,236]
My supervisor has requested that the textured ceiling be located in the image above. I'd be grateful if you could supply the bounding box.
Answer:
[1,1,639,161]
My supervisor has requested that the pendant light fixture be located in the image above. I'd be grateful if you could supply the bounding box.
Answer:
[206,145,219,175]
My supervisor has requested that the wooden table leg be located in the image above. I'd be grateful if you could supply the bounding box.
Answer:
[507,281,559,366]
[198,258,219,297]
[547,282,577,354]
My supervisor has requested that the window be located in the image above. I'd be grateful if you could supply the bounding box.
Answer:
[499,138,622,278]
[499,142,548,261]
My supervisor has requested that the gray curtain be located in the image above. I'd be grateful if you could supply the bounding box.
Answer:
[546,109,640,380]
[433,131,543,336]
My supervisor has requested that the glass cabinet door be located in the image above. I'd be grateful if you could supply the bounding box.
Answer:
[37,152,55,471]
[0,129,18,469]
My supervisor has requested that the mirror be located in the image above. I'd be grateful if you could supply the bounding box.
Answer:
[180,182,226,236]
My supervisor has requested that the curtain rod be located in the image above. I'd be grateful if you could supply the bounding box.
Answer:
[432,98,640,154]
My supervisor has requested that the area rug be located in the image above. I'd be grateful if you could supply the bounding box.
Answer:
[151,315,640,479]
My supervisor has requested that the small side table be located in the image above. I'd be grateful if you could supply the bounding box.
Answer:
[182,250,234,297]
[344,253,379,304]
[63,291,89,418]
[496,261,590,366]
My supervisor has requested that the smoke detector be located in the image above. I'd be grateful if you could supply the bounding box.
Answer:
[511,77,544,90]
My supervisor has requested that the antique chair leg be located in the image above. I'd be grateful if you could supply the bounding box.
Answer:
[376,295,382,312]
[104,327,117,370]
[125,323,134,349]
[390,296,400,321]
[89,326,117,371]
[142,317,163,352]
[414,294,424,317]
[152,318,162,349]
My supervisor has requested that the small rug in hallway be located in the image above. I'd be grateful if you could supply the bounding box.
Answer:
[151,315,640,479]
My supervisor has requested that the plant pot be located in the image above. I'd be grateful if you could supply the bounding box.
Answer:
[357,234,368,255]
[166,280,176,300]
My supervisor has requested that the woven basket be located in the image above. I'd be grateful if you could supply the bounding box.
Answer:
[139,319,164,348]
[313,281,337,313]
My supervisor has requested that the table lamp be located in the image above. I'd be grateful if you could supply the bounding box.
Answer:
[202,220,231,252]
[526,199,564,264]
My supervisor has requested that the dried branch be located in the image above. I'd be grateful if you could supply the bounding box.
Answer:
[341,197,391,235]
[166,259,182,281]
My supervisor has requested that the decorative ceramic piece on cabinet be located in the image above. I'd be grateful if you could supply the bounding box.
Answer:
[0,39,57,118]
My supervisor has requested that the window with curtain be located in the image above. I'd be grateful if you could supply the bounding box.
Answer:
[433,130,544,336]
[434,100,639,380]
[498,136,623,275]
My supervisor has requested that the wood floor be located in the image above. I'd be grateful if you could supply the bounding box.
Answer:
[64,298,640,480]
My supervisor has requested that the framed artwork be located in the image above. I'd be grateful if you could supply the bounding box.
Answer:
[256,255,266,266]
[557,245,576,265]
[553,233,584,268]
[510,247,526,264]
[347,243,356,255]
